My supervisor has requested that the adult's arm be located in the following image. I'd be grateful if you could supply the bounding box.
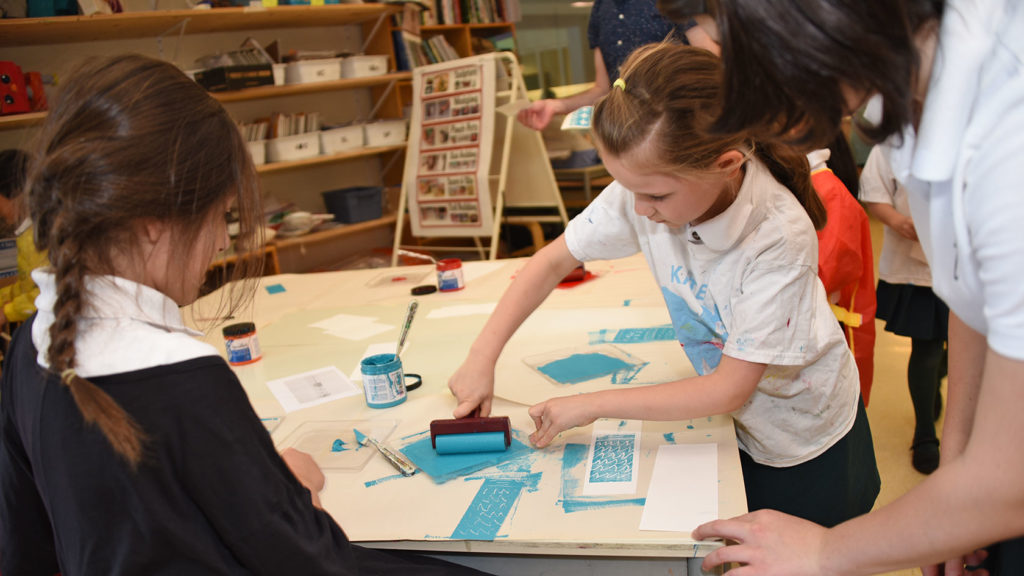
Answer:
[517,49,612,131]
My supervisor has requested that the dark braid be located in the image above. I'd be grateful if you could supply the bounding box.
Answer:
[755,140,827,230]
[25,54,264,469]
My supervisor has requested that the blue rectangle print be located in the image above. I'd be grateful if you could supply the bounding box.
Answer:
[589,434,635,483]
[450,479,525,540]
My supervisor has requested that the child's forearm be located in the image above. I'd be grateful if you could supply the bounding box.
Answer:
[470,236,581,363]
[862,201,904,229]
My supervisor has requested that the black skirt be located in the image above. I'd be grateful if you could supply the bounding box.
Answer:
[876,280,950,340]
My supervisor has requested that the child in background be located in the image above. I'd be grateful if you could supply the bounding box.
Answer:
[808,145,876,405]
[449,43,879,527]
[860,143,948,475]
[0,149,48,328]
[0,54,488,576]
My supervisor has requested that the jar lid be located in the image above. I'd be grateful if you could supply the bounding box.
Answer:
[436,258,462,271]
[222,322,256,337]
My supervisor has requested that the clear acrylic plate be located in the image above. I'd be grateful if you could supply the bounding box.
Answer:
[278,419,398,471]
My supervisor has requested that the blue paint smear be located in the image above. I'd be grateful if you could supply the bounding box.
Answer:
[558,443,645,513]
[588,326,675,345]
[538,352,644,385]
[687,425,695,430]
[400,433,533,484]
[450,479,526,540]
[331,439,350,452]
[623,299,632,306]
[364,472,413,487]
[663,432,676,443]
[265,283,286,294]
[589,434,635,483]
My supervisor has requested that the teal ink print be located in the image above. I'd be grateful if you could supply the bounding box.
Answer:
[558,443,645,513]
[364,472,411,487]
[538,353,641,385]
[450,479,526,540]
[589,434,635,483]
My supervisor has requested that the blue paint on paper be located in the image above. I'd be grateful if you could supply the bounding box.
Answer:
[623,299,632,306]
[450,479,526,540]
[364,472,412,487]
[265,283,286,294]
[589,434,635,483]
[589,325,676,345]
[558,443,645,513]
[400,433,533,484]
[663,432,676,443]
[538,353,644,385]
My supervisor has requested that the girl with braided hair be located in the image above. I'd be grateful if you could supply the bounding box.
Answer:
[0,53,488,576]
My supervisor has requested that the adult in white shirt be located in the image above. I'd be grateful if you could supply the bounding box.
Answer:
[654,0,1024,574]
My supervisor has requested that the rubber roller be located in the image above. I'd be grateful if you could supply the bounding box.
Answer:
[430,413,511,455]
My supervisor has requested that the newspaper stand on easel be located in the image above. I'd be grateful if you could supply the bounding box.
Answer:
[390,51,569,265]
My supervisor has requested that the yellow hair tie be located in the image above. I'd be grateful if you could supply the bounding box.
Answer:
[613,78,626,91]
[61,368,78,385]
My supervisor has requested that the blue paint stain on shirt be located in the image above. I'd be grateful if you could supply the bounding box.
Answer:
[538,352,642,384]
[661,286,728,375]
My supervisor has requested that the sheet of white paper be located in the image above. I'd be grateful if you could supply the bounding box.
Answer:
[583,419,642,496]
[308,313,394,341]
[266,366,362,413]
[426,302,497,319]
[461,260,508,283]
[350,341,400,381]
[639,443,718,532]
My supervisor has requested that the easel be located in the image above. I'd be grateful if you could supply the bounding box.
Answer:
[390,51,569,265]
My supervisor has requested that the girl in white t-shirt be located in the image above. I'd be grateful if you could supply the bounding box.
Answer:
[449,43,879,527]
[860,144,949,475]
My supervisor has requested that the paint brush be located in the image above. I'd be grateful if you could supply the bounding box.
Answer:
[395,299,418,360]
[354,428,417,476]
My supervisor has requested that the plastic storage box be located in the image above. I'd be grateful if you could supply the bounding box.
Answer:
[341,54,388,78]
[284,58,342,84]
[266,132,320,163]
[319,124,365,155]
[246,140,266,166]
[321,186,383,224]
[363,119,407,147]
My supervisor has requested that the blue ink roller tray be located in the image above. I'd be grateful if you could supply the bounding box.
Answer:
[430,413,512,455]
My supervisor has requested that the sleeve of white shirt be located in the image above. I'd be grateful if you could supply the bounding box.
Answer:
[858,145,896,205]
[564,182,642,262]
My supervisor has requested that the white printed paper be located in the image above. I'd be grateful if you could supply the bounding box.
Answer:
[639,443,718,532]
[582,419,642,496]
[266,366,362,413]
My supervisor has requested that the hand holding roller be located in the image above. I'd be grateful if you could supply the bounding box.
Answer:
[430,410,512,455]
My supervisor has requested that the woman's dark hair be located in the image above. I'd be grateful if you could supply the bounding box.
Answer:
[24,54,264,468]
[827,132,860,198]
[592,42,826,229]
[658,0,943,148]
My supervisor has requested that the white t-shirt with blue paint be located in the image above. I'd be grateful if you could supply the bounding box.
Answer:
[565,159,859,467]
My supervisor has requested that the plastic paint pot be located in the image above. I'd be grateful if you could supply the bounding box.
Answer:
[222,322,262,366]
[436,258,465,292]
[360,353,407,408]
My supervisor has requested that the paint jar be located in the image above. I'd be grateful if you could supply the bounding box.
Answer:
[360,353,407,408]
[436,258,465,292]
[222,322,262,366]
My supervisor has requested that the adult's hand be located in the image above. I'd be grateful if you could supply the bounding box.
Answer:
[691,509,831,576]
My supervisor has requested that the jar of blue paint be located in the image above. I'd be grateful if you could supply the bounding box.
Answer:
[360,353,407,409]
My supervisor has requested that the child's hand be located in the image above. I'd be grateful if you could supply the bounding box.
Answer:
[528,396,597,448]
[517,99,560,131]
[896,215,918,241]
[280,447,325,509]
[448,356,496,418]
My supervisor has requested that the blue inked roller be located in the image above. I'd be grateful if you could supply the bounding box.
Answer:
[430,413,511,455]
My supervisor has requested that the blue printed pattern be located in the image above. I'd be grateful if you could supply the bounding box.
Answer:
[660,285,727,375]
[450,479,525,540]
[559,444,645,513]
[589,434,635,483]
